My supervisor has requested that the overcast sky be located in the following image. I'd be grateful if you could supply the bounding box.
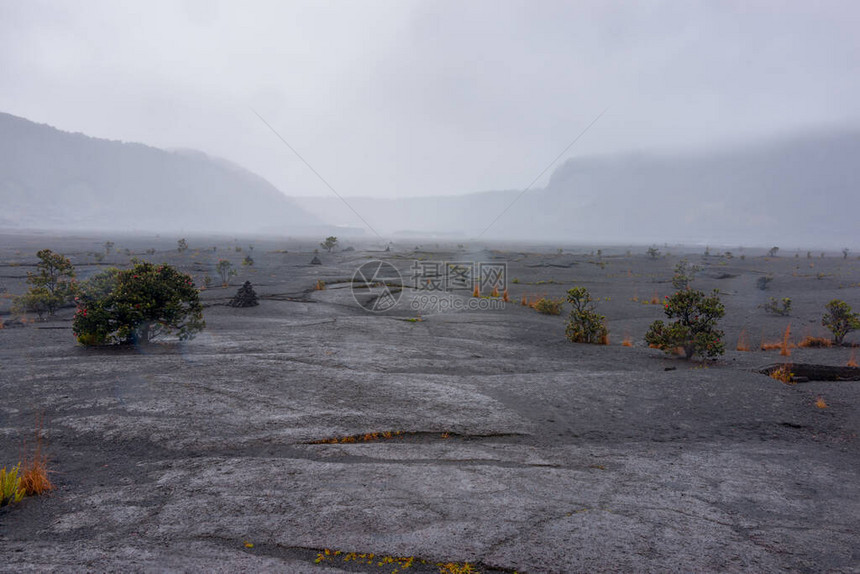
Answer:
[1,0,858,198]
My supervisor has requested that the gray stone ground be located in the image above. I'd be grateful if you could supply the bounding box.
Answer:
[0,234,858,572]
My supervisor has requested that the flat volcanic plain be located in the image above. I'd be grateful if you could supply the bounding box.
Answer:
[1,232,858,573]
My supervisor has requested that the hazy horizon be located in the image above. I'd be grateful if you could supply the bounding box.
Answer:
[2,1,859,200]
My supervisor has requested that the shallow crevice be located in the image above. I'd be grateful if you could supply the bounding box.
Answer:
[200,536,522,574]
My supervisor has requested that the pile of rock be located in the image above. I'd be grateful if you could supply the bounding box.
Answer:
[229,281,259,307]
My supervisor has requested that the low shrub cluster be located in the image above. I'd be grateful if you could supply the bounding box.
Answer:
[763,297,792,316]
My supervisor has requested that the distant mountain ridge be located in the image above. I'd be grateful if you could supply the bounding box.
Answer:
[0,112,321,234]
[294,130,860,248]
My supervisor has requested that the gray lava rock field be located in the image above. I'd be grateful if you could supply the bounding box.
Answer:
[1,233,858,572]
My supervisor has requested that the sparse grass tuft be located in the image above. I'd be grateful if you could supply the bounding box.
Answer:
[438,562,480,574]
[815,396,828,409]
[314,548,475,573]
[19,416,54,497]
[798,336,832,348]
[780,324,792,357]
[20,452,52,496]
[848,350,858,368]
[736,329,751,352]
[621,335,632,347]
[310,431,406,444]
[1,464,25,507]
[314,279,326,290]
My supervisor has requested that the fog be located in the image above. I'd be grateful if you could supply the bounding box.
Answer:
[1,1,859,246]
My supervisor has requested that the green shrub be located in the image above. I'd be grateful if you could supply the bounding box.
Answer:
[671,259,701,290]
[645,288,725,359]
[565,286,608,344]
[756,276,773,290]
[12,289,52,320]
[73,262,204,345]
[822,299,860,345]
[216,259,237,287]
[320,236,338,253]
[13,249,76,319]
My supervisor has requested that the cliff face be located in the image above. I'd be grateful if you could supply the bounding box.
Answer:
[0,112,320,234]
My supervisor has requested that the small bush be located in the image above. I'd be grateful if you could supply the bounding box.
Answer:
[756,276,773,290]
[533,297,563,315]
[177,238,188,253]
[320,236,338,253]
[763,297,792,316]
[671,260,701,290]
[822,299,860,345]
[13,249,76,319]
[647,247,660,259]
[216,259,237,287]
[645,289,725,359]
[565,286,608,344]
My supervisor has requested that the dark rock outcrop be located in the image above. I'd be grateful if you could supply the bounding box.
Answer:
[229,281,259,307]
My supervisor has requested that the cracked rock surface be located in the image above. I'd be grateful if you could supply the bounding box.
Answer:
[1,234,859,572]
